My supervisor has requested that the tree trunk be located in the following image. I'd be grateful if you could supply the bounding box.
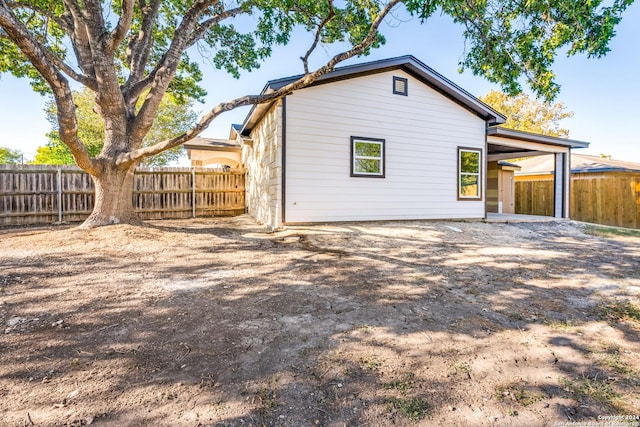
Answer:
[81,164,139,228]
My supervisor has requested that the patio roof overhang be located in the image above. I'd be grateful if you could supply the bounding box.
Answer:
[487,127,590,161]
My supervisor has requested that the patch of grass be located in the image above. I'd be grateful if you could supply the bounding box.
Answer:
[454,362,470,373]
[598,299,640,324]
[386,397,429,421]
[590,345,639,378]
[359,356,381,371]
[495,382,545,406]
[502,310,526,321]
[561,375,625,411]
[383,373,415,396]
[465,287,480,296]
[584,225,640,238]
[253,388,277,409]
[541,317,575,331]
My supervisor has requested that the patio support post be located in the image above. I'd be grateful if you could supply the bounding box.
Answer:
[553,152,569,218]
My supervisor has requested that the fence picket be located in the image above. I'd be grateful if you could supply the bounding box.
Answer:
[516,173,640,229]
[0,165,245,226]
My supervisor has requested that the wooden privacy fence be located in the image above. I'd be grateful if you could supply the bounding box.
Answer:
[516,173,640,229]
[0,164,245,226]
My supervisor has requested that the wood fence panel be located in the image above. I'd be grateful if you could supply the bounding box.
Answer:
[0,165,245,226]
[61,168,94,222]
[515,179,553,217]
[517,173,640,229]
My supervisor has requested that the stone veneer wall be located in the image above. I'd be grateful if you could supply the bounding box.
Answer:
[242,101,282,230]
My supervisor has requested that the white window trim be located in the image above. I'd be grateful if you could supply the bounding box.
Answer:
[351,137,385,178]
[458,147,482,200]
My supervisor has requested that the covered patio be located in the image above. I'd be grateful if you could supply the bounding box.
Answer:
[486,127,590,219]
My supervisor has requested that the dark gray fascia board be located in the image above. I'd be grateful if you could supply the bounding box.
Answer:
[240,55,506,134]
[487,126,590,149]
[265,55,506,125]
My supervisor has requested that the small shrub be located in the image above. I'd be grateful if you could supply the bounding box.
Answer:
[386,397,429,421]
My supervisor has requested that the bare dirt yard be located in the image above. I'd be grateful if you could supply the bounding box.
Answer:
[1,216,639,427]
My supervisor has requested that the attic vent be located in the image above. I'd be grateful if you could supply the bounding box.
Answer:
[393,76,408,96]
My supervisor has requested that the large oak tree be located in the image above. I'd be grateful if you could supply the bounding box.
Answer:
[0,0,633,227]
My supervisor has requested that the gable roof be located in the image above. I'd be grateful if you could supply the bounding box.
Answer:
[241,55,506,134]
[516,153,640,175]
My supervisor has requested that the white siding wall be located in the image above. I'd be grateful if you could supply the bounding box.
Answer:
[284,70,487,223]
[243,101,282,229]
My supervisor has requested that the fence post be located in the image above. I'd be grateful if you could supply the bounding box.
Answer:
[57,166,62,223]
[191,168,196,218]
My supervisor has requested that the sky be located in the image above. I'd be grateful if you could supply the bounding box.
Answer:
[1,3,639,163]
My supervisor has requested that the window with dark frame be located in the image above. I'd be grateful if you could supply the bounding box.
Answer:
[351,137,385,178]
[393,76,408,96]
[458,147,482,200]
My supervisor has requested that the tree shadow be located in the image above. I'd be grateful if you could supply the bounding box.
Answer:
[1,217,639,425]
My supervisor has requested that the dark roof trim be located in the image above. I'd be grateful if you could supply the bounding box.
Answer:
[487,126,590,149]
[573,166,640,173]
[184,138,241,153]
[240,55,506,134]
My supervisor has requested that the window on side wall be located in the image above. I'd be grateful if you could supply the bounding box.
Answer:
[351,137,385,178]
[458,147,482,200]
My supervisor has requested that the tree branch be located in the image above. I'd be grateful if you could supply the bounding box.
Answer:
[61,0,96,80]
[127,0,221,142]
[120,0,402,165]
[7,1,72,33]
[0,0,96,174]
[301,0,335,74]
[125,0,161,88]
[186,6,249,46]
[106,0,134,54]
[41,45,98,90]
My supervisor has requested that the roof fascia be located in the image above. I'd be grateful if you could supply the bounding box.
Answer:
[240,55,506,134]
[487,126,590,149]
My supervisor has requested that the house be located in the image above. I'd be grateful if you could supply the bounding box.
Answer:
[515,154,640,228]
[187,56,589,230]
[184,133,242,169]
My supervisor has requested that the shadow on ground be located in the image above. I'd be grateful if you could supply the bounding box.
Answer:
[1,216,639,426]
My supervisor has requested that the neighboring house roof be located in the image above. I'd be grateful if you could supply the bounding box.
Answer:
[241,55,507,134]
[184,137,241,153]
[498,160,521,170]
[516,153,640,175]
[487,127,590,149]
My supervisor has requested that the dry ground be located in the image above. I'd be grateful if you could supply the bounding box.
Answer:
[1,216,639,427]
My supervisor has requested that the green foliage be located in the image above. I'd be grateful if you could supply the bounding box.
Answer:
[495,382,545,406]
[1,0,634,172]
[386,397,429,421]
[598,298,640,324]
[405,0,634,100]
[561,375,626,412]
[34,88,197,166]
[0,147,22,164]
[480,90,574,137]
[584,225,640,238]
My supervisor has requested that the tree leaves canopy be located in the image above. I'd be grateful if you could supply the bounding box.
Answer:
[34,88,197,166]
[405,0,634,100]
[0,146,22,164]
[480,90,574,137]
